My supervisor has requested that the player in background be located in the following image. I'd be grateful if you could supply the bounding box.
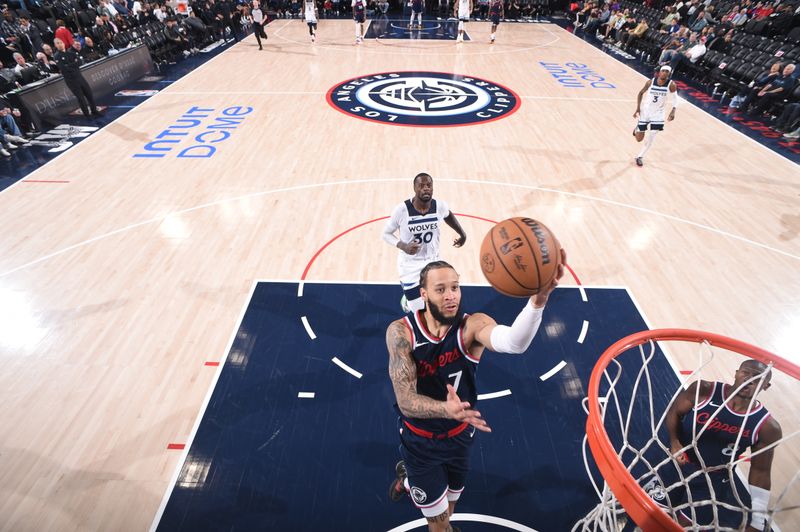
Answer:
[633,64,678,167]
[454,0,473,43]
[382,173,467,314]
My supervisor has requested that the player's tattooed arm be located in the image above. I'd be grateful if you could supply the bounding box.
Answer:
[387,321,449,419]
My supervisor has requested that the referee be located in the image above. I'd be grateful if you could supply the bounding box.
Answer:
[52,37,101,118]
[251,0,268,50]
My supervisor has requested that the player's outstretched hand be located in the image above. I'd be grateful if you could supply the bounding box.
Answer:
[532,248,567,308]
[668,109,676,121]
[453,234,466,248]
[444,384,491,432]
[633,110,640,119]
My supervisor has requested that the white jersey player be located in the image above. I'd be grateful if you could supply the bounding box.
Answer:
[633,64,678,167]
[304,0,318,42]
[382,173,467,313]
[454,0,473,42]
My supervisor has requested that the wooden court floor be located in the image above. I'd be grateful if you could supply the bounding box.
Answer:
[0,19,797,531]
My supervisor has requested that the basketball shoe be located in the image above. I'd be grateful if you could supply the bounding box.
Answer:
[389,460,408,502]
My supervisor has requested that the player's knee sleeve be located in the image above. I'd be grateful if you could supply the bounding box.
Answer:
[446,486,464,502]
[458,20,464,31]
[416,488,449,518]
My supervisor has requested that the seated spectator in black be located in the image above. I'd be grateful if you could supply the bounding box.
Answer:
[0,59,18,90]
[767,4,793,37]
[574,1,595,28]
[184,9,210,43]
[583,8,602,36]
[0,8,20,57]
[507,0,521,19]
[165,17,193,54]
[100,13,121,34]
[747,63,797,115]
[731,61,781,109]
[113,13,131,32]
[708,29,733,53]
[612,13,636,43]
[618,16,647,51]
[773,102,800,133]
[92,16,114,53]
[16,15,44,60]
[73,37,103,61]
[36,51,59,73]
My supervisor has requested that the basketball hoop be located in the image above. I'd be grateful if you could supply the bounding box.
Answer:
[573,329,800,532]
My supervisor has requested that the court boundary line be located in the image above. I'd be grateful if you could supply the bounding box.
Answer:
[552,23,799,167]
[2,176,796,279]
[147,279,259,532]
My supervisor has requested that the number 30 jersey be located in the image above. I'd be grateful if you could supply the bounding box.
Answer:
[398,310,479,434]
[385,198,451,273]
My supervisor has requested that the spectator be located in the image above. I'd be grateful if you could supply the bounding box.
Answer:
[772,102,800,133]
[619,16,648,51]
[17,15,44,59]
[35,51,59,73]
[165,17,193,55]
[660,6,679,28]
[91,16,114,53]
[74,37,103,61]
[730,62,782,109]
[54,19,74,48]
[659,30,694,64]
[747,63,797,115]
[707,29,733,53]
[0,102,32,139]
[670,33,706,72]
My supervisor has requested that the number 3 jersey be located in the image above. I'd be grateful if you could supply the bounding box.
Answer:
[385,198,451,275]
[397,310,479,435]
[679,382,772,468]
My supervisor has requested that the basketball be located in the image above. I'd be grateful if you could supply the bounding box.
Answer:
[479,217,562,297]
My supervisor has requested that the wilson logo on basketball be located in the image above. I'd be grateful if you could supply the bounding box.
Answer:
[326,71,520,127]
[522,218,552,265]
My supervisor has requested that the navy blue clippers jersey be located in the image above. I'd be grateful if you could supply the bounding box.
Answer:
[398,310,479,434]
[680,382,772,468]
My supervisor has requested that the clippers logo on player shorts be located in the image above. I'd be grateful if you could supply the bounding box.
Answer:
[410,486,428,504]
[644,478,667,502]
[326,71,521,127]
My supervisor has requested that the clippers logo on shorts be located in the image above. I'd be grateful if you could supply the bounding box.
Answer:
[410,486,428,504]
[326,71,520,127]
[644,478,667,502]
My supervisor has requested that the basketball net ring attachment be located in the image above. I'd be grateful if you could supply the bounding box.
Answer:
[573,329,800,531]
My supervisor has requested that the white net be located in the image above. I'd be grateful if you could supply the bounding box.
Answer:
[573,333,800,532]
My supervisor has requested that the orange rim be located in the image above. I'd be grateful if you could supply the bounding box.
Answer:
[586,329,800,531]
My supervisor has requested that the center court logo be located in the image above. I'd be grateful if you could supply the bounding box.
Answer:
[326,71,520,127]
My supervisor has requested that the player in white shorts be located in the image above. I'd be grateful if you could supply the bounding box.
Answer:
[382,173,467,313]
[304,0,318,42]
[454,0,473,42]
[633,64,678,167]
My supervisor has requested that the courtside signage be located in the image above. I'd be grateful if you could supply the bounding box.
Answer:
[539,62,616,89]
[133,105,252,159]
[326,71,520,127]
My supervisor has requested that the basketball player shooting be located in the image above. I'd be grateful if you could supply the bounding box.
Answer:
[382,173,467,314]
[652,360,783,531]
[633,65,678,167]
[386,255,566,532]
